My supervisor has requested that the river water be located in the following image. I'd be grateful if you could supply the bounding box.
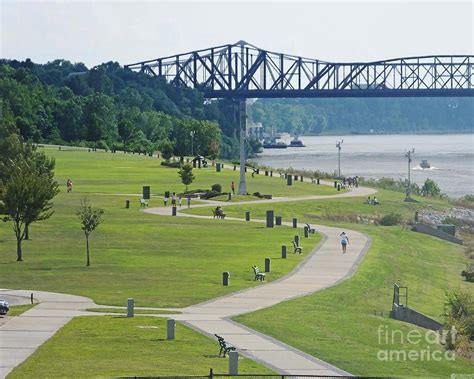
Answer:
[254,134,474,198]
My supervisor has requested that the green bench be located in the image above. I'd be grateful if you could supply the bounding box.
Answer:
[293,240,303,254]
[215,334,236,357]
[252,266,266,281]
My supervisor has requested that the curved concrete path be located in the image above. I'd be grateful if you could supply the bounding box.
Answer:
[0,181,374,377]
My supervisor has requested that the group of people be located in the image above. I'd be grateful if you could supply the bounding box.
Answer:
[367,196,380,205]
[214,206,225,218]
[342,176,359,188]
[66,179,73,193]
[164,192,182,207]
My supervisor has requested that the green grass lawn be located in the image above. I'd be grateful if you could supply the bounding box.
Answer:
[43,148,340,197]
[9,317,275,377]
[86,307,180,314]
[235,225,473,377]
[7,304,36,316]
[184,188,450,223]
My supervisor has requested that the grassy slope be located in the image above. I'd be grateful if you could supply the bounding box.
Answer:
[10,317,275,377]
[0,149,325,307]
[235,223,473,377]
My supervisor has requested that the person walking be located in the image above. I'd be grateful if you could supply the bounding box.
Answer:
[178,195,182,207]
[231,181,235,195]
[340,232,349,254]
[171,192,177,206]
[164,194,169,206]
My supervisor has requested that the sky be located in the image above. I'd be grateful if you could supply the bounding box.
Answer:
[1,0,473,68]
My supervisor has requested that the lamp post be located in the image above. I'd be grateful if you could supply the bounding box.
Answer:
[404,148,415,201]
[336,140,344,178]
[190,130,195,157]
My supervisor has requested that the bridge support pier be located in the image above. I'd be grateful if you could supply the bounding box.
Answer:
[238,99,247,195]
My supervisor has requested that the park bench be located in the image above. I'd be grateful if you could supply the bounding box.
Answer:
[214,334,236,357]
[252,266,266,281]
[212,209,226,219]
[139,198,148,207]
[305,223,316,234]
[293,240,303,254]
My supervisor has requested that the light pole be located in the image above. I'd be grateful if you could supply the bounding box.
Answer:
[404,148,415,201]
[336,140,344,178]
[190,130,195,157]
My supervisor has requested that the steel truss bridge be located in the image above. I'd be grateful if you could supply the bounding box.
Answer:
[126,41,474,99]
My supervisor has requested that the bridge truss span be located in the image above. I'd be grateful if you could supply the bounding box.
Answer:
[125,41,474,98]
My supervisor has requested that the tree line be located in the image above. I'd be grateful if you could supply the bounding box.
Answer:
[0,59,260,159]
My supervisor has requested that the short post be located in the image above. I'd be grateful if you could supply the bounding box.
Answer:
[281,245,287,259]
[143,186,150,200]
[275,216,282,226]
[266,210,274,228]
[294,235,300,245]
[245,211,250,221]
[294,175,298,181]
[256,169,259,174]
[172,206,177,216]
[287,175,293,186]
[187,196,191,208]
[167,319,175,340]
[265,170,268,176]
[284,173,288,179]
[127,298,134,318]
[334,181,337,188]
[125,200,130,209]
[265,257,271,272]
[414,210,419,222]
[233,165,236,171]
[193,160,197,168]
[293,218,298,228]
[304,226,309,238]
[229,351,239,374]
[337,183,341,191]
[300,176,304,182]
[244,167,247,172]
[228,193,232,201]
[30,293,34,304]
[223,271,230,286]
[317,178,320,184]
[216,163,221,172]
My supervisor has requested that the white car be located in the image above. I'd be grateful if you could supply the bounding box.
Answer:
[0,299,9,315]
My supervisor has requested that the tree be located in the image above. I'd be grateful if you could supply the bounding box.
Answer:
[0,142,59,261]
[178,163,195,191]
[159,139,174,161]
[76,199,104,267]
[421,178,441,197]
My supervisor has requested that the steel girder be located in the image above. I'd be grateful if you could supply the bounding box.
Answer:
[125,41,474,98]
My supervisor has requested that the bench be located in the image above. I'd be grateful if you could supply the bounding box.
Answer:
[305,223,316,234]
[214,334,236,357]
[139,198,148,207]
[252,266,266,281]
[293,240,303,254]
[212,209,226,219]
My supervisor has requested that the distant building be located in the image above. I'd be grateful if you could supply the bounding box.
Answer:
[247,122,263,139]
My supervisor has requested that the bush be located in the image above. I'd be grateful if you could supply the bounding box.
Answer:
[200,190,221,200]
[444,289,474,356]
[160,161,180,168]
[211,184,222,193]
[379,213,402,226]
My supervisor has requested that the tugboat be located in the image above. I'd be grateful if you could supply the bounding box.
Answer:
[420,159,431,169]
[263,139,287,149]
[289,135,305,147]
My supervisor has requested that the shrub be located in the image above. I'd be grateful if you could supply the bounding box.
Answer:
[379,213,402,226]
[211,183,222,193]
[160,161,180,168]
[200,190,221,200]
[444,289,474,356]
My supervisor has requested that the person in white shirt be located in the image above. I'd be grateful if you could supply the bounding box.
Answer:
[340,232,349,254]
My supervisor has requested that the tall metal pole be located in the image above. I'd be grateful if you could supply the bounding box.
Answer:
[190,130,195,157]
[238,99,247,194]
[336,140,343,178]
[405,148,414,200]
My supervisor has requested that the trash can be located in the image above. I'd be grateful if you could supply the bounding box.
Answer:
[223,272,230,286]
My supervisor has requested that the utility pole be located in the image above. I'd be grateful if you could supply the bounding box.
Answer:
[190,130,195,157]
[336,140,344,178]
[238,99,247,194]
[404,148,415,201]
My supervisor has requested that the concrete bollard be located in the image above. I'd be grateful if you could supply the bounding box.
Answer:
[294,235,300,245]
[229,351,239,374]
[125,200,130,209]
[275,216,282,226]
[281,245,287,259]
[127,298,134,318]
[304,226,309,238]
[223,271,230,286]
[245,211,250,222]
[287,175,293,186]
[172,206,177,216]
[266,210,274,228]
[265,257,271,273]
[293,218,298,228]
[167,319,175,340]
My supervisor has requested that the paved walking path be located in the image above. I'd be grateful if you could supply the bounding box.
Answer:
[0,181,375,377]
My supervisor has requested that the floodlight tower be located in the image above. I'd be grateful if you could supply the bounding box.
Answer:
[336,140,344,178]
[404,148,415,201]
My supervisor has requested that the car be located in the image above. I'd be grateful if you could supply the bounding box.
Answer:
[0,299,9,315]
